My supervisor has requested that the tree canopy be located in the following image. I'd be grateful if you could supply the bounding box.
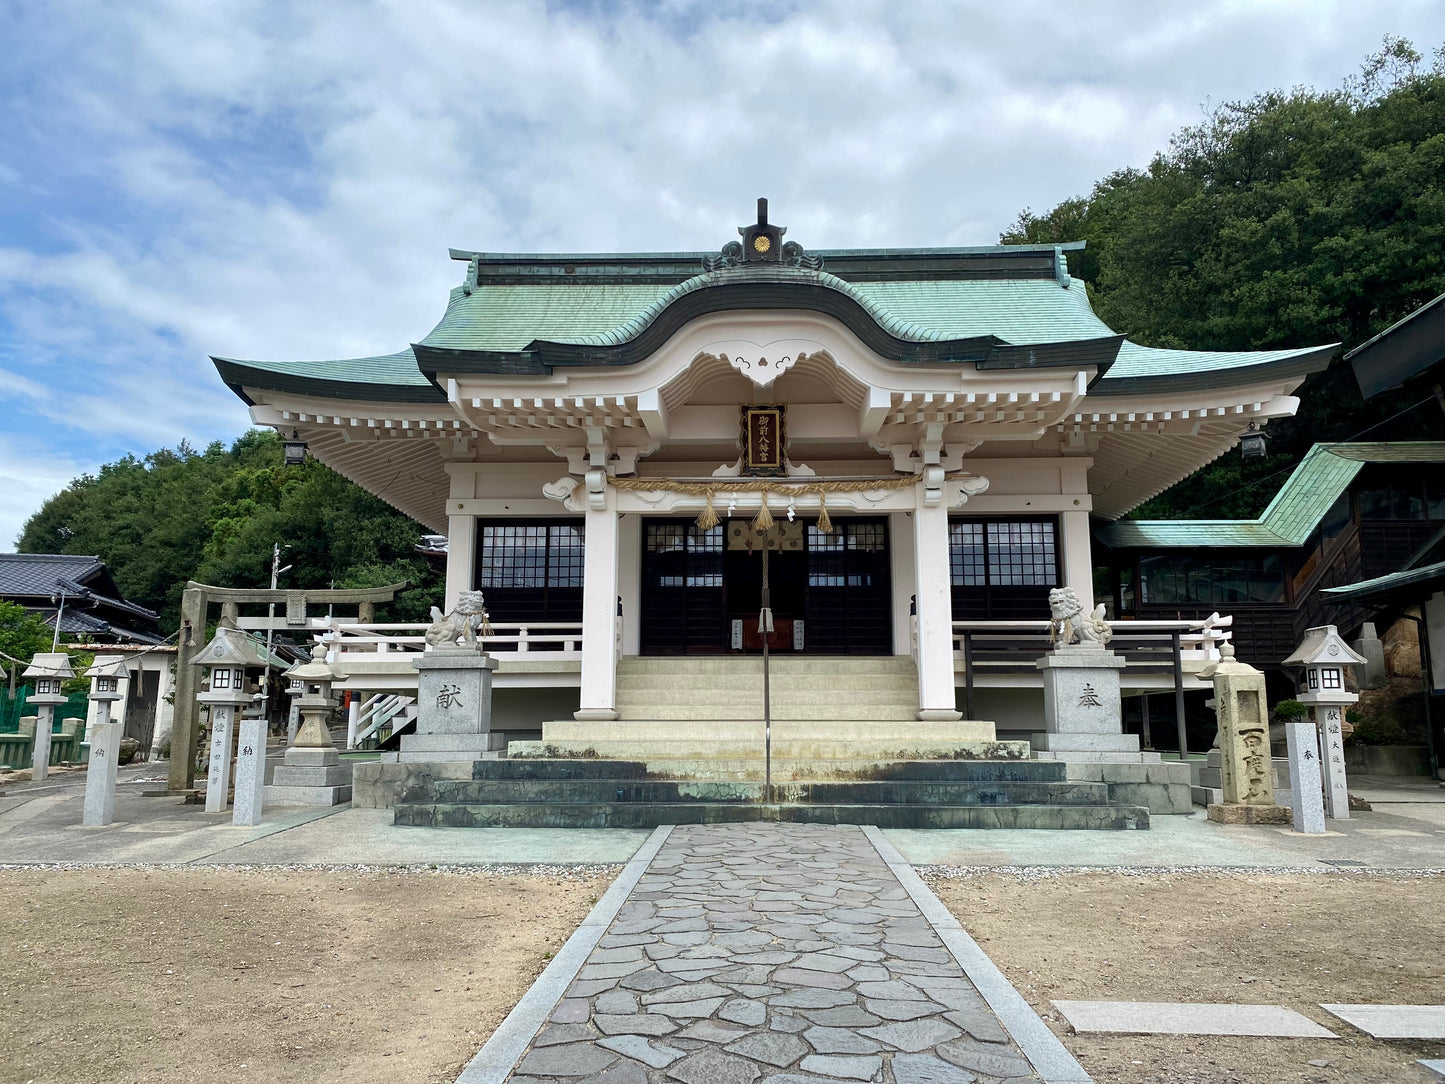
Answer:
[1003,37,1445,519]
[17,431,442,630]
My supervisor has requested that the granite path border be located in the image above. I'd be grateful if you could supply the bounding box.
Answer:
[862,825,1093,1084]
[455,824,675,1084]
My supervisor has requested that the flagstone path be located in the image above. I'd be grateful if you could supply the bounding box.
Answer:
[487,823,1074,1084]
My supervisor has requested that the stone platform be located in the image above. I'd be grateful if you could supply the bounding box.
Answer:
[381,758,1150,830]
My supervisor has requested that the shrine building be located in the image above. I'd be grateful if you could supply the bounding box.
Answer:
[212,203,1336,762]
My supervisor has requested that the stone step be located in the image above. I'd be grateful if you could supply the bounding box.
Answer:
[615,679,919,696]
[512,737,1020,761]
[553,757,1071,783]
[538,719,997,743]
[610,702,922,722]
[393,801,1149,830]
[422,777,1112,806]
[617,656,916,674]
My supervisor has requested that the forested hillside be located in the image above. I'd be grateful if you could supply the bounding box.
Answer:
[1003,37,1445,519]
[17,430,442,630]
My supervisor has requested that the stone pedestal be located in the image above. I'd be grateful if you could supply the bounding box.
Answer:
[1202,646,1291,824]
[83,720,122,826]
[1284,719,1326,834]
[1031,647,1141,762]
[266,692,352,807]
[30,704,57,780]
[204,706,235,813]
[232,715,267,826]
[400,648,502,763]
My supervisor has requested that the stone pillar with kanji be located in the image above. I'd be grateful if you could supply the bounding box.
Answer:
[402,595,501,762]
[1283,624,1367,825]
[192,627,267,816]
[82,655,128,826]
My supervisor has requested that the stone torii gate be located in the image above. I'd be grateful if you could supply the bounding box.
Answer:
[167,580,406,793]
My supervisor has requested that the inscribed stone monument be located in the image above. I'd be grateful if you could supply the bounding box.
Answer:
[401,592,501,763]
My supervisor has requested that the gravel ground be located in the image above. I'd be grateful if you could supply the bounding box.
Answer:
[0,864,617,1084]
[927,867,1445,1084]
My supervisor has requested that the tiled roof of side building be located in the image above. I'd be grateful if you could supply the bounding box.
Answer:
[0,553,107,596]
[1098,442,1445,549]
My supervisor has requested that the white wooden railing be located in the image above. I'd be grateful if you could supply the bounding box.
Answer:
[319,619,586,661]
[346,692,417,748]
[950,614,1233,661]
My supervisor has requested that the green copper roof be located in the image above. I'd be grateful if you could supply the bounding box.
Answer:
[1099,442,1445,548]
[212,239,1335,400]
[1321,558,1445,602]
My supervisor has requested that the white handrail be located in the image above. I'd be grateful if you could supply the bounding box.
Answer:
[320,618,584,659]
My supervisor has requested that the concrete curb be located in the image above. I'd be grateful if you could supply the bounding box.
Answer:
[862,824,1093,1084]
[454,823,674,1084]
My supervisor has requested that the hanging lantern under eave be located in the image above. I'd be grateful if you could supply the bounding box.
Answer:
[1239,420,1268,459]
[282,430,308,467]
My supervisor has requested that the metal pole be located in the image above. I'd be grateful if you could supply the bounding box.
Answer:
[1171,630,1188,759]
[1140,692,1153,750]
[51,591,66,652]
[761,545,772,806]
[261,544,293,730]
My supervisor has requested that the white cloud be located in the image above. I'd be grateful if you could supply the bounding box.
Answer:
[0,436,97,549]
[0,0,1441,543]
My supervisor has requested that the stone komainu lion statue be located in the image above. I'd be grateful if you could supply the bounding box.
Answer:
[1048,586,1112,648]
[425,589,493,648]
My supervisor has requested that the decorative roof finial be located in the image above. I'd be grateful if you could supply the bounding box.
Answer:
[702,199,822,273]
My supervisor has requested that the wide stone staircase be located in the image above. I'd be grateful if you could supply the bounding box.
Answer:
[390,757,1150,830]
[378,654,1154,830]
[509,656,1009,764]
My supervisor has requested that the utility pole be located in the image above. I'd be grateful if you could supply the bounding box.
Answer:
[261,543,293,721]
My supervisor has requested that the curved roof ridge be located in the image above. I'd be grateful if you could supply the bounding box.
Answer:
[555,266,950,348]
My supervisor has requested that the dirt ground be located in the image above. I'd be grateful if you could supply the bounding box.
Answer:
[0,865,614,1084]
[930,869,1445,1084]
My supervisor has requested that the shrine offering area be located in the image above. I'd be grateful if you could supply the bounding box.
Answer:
[0,866,613,1084]
[931,869,1445,1084]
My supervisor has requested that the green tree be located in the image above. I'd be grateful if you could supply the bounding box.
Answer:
[0,601,54,672]
[17,431,442,628]
[1004,38,1445,518]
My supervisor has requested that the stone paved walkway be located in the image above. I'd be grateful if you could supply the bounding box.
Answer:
[499,823,1051,1083]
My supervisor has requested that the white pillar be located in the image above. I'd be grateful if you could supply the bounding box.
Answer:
[31,705,54,780]
[1317,705,1350,820]
[345,696,361,749]
[445,513,477,612]
[913,497,961,721]
[576,498,620,721]
[204,706,234,813]
[232,715,267,826]
[1284,719,1325,834]
[83,710,121,827]
[1060,507,1095,613]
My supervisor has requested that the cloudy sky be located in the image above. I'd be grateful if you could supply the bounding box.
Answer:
[1,0,1441,546]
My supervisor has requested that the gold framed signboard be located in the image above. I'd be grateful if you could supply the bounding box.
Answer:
[741,405,786,476]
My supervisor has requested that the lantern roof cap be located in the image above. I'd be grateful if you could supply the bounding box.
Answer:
[85,654,129,680]
[191,627,268,669]
[22,652,76,680]
[285,642,345,682]
[1282,624,1368,668]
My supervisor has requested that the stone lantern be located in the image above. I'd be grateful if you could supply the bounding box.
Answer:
[1283,624,1367,823]
[192,627,266,819]
[82,655,128,826]
[266,643,351,807]
[21,652,75,781]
